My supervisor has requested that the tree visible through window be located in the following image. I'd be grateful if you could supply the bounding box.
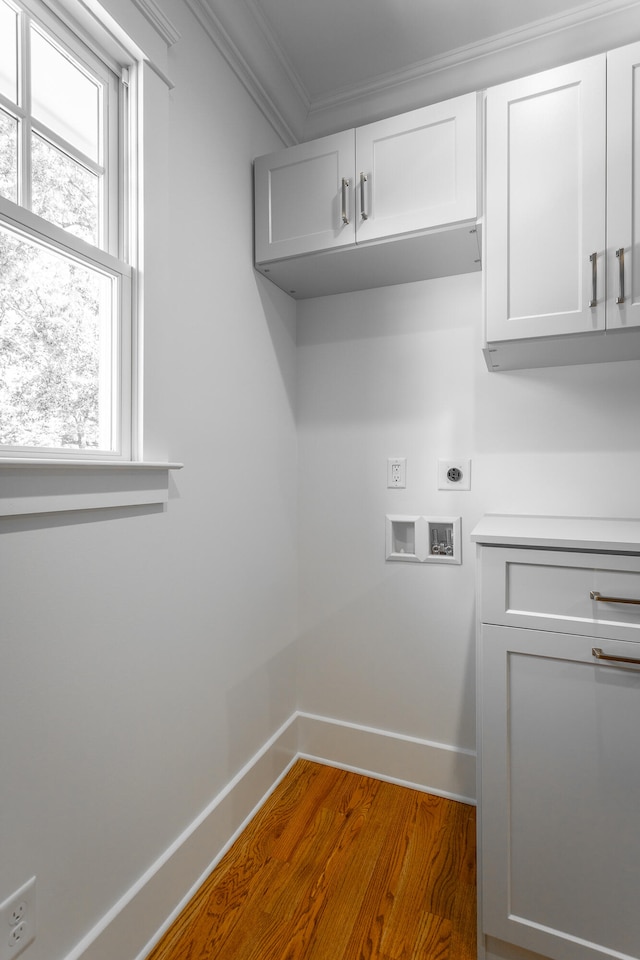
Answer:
[0,0,131,457]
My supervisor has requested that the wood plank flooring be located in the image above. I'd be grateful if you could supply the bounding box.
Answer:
[145,759,476,960]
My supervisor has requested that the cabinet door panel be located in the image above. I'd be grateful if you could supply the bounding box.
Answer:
[607,41,640,330]
[485,57,606,342]
[254,131,355,262]
[480,624,640,960]
[355,94,476,244]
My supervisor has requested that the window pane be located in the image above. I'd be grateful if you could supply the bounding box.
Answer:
[0,227,114,450]
[0,109,18,202]
[31,134,99,245]
[0,0,18,103]
[30,26,100,161]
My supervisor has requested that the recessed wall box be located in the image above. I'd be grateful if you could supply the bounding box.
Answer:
[424,516,462,564]
[385,515,427,562]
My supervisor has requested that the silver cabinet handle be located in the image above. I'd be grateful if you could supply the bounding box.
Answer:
[590,590,640,606]
[589,252,598,307]
[592,647,640,667]
[341,177,350,225]
[616,247,625,304]
[360,172,368,221]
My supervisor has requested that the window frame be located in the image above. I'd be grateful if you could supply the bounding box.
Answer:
[0,0,133,462]
[0,0,182,515]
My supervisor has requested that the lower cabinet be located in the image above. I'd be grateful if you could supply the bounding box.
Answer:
[480,624,640,960]
[474,517,640,960]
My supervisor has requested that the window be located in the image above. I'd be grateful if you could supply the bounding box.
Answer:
[0,0,132,459]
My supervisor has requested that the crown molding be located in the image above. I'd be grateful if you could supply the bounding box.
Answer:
[314,0,640,115]
[243,0,311,112]
[185,0,307,145]
[130,0,181,45]
[184,0,640,143]
[304,0,640,137]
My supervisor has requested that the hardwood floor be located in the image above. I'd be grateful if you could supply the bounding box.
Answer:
[145,759,477,960]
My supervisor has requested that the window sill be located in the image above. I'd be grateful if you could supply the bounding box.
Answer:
[0,459,183,517]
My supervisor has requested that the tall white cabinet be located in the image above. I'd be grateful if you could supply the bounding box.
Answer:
[473,516,640,960]
[483,42,640,370]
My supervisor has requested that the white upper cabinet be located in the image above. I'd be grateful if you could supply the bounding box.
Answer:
[254,94,479,298]
[484,41,640,370]
[355,94,477,244]
[607,42,640,332]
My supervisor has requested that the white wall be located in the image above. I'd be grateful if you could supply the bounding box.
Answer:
[5,2,640,958]
[0,3,298,959]
[296,272,640,758]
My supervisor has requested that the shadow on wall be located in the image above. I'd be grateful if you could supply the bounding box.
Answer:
[256,272,298,419]
[474,355,640,455]
[225,640,298,779]
[296,274,479,347]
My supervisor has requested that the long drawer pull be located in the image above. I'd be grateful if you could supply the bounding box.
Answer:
[590,590,640,606]
[589,252,598,307]
[341,177,350,225]
[360,172,369,220]
[616,247,625,304]
[592,647,640,667]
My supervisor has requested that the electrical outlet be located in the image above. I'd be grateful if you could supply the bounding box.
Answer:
[437,459,471,491]
[0,878,36,960]
[387,458,406,488]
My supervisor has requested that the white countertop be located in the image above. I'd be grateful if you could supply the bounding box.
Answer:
[470,514,640,553]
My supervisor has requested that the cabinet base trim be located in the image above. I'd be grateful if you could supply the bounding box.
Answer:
[258,221,481,299]
[484,326,640,371]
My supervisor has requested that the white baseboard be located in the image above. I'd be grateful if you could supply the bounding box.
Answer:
[296,711,476,805]
[64,715,299,960]
[66,711,476,960]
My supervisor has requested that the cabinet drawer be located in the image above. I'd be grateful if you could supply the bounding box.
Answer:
[480,547,640,641]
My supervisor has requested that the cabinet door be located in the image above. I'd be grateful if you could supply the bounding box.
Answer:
[355,94,477,244]
[254,131,355,263]
[485,57,606,342]
[480,624,640,960]
[607,41,640,330]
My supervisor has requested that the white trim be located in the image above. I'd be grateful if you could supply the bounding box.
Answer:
[0,458,182,467]
[242,0,311,110]
[63,714,299,960]
[186,0,640,142]
[296,711,476,805]
[128,0,180,46]
[310,0,640,115]
[0,461,182,516]
[0,197,131,274]
[53,0,175,81]
[60,710,475,960]
[184,0,303,146]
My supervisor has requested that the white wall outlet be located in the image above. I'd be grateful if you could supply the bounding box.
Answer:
[437,459,471,491]
[387,458,406,488]
[0,878,36,960]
